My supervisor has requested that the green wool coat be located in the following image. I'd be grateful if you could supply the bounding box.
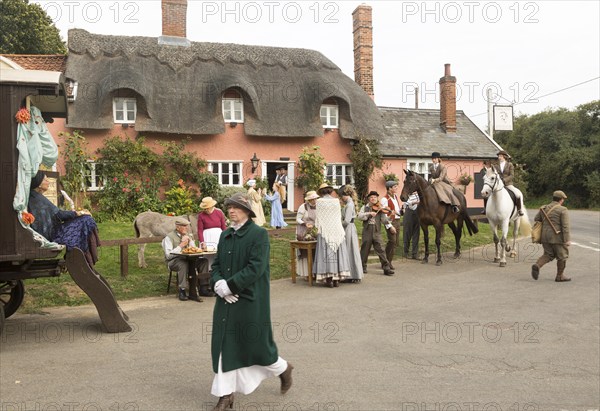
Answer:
[210,219,278,373]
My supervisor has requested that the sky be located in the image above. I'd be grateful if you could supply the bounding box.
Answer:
[34,0,600,130]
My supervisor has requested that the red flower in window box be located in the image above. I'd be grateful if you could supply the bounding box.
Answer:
[15,108,31,124]
[22,212,35,225]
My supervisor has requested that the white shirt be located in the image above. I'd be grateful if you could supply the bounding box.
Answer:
[162,232,196,260]
[380,195,402,218]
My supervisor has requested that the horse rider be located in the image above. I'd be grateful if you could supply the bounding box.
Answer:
[428,152,461,214]
[495,150,524,216]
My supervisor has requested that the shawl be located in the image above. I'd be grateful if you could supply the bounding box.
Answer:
[315,196,345,252]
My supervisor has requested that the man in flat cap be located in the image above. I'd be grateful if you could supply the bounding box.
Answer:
[162,217,206,301]
[380,180,402,269]
[531,190,571,282]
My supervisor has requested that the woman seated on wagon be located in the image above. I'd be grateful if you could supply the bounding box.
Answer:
[28,170,101,266]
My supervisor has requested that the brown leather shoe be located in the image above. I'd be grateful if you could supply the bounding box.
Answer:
[280,363,294,394]
[531,264,539,280]
[555,275,571,282]
[212,393,234,410]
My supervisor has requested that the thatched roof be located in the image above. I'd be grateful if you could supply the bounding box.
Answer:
[379,107,501,159]
[66,29,384,139]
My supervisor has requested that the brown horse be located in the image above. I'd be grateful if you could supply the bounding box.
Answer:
[400,169,478,265]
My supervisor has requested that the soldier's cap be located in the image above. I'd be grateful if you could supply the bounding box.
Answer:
[553,190,567,199]
[175,217,190,226]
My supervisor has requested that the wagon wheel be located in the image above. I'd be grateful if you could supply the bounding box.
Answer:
[0,280,25,318]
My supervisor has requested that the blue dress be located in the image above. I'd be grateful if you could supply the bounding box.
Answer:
[264,191,288,228]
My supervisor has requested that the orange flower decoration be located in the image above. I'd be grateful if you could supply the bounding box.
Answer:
[15,108,31,124]
[22,212,35,225]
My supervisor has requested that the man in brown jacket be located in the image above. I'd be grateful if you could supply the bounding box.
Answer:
[531,190,571,282]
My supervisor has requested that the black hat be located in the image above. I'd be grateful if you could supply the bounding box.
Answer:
[224,193,256,218]
[366,191,379,198]
[30,170,46,190]
[431,152,441,159]
[275,164,286,171]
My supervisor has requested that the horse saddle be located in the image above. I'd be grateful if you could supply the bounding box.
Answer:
[504,187,519,208]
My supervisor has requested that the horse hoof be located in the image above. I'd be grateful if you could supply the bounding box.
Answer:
[453,253,460,259]
[421,259,428,264]
[436,260,443,266]
[493,258,500,263]
[506,246,512,252]
[499,262,507,267]
[509,251,517,258]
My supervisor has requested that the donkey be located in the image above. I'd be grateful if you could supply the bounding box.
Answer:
[481,167,531,267]
[400,169,478,265]
[133,211,198,268]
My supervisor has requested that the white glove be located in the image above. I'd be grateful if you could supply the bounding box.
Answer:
[223,294,239,304]
[214,279,233,298]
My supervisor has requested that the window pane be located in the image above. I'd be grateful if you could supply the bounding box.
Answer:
[232,174,240,185]
[222,174,230,185]
[127,111,135,121]
[320,107,327,116]
[222,163,229,174]
[116,111,124,121]
[126,100,135,110]
[331,108,339,127]
[115,100,123,110]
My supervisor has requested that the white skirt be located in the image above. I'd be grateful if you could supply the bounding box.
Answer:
[203,228,222,269]
[211,355,288,397]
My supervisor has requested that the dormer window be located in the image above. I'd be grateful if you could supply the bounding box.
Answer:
[320,102,339,128]
[222,90,244,123]
[113,97,136,124]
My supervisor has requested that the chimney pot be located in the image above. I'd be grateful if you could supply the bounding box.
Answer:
[444,63,451,76]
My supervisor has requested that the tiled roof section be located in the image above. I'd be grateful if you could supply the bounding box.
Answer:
[65,29,385,139]
[1,54,67,72]
[379,107,501,159]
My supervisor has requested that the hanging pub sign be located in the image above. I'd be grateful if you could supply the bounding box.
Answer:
[493,105,514,131]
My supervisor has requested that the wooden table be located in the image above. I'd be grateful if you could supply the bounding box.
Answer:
[289,240,317,286]
[170,251,216,298]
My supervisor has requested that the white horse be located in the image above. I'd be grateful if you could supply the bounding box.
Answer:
[481,167,531,267]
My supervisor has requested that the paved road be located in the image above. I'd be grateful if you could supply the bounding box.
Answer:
[1,211,598,411]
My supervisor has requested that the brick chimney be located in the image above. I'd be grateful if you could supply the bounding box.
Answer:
[162,0,187,38]
[439,63,457,133]
[352,4,374,99]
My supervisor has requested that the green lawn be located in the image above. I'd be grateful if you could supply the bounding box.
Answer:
[19,220,495,313]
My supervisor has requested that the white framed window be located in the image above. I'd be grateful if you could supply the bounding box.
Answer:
[320,105,339,128]
[326,164,353,188]
[84,161,105,191]
[407,159,433,181]
[113,98,136,124]
[209,162,242,186]
[222,98,244,123]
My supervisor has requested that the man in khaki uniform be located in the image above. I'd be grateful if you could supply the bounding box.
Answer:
[531,190,571,282]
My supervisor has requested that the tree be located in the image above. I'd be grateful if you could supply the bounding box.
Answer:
[296,146,327,192]
[495,100,600,207]
[348,136,383,200]
[0,0,66,54]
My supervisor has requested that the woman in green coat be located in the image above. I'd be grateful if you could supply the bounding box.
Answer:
[209,193,293,410]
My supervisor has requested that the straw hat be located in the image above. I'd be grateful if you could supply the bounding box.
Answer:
[200,196,217,209]
[317,182,333,194]
[304,191,319,201]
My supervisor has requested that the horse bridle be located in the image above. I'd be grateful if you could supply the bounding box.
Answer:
[483,171,500,193]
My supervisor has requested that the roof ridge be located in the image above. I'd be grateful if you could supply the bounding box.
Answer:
[68,29,340,72]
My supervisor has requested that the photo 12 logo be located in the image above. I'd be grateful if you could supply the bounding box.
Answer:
[40,1,140,25]
[401,1,540,24]
[198,1,341,24]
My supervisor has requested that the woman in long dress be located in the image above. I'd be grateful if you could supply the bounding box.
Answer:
[246,179,266,226]
[197,196,227,296]
[295,190,319,277]
[338,185,363,283]
[264,182,287,229]
[313,183,350,287]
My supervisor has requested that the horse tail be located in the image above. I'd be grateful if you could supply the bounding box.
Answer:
[462,209,479,235]
[519,208,532,236]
